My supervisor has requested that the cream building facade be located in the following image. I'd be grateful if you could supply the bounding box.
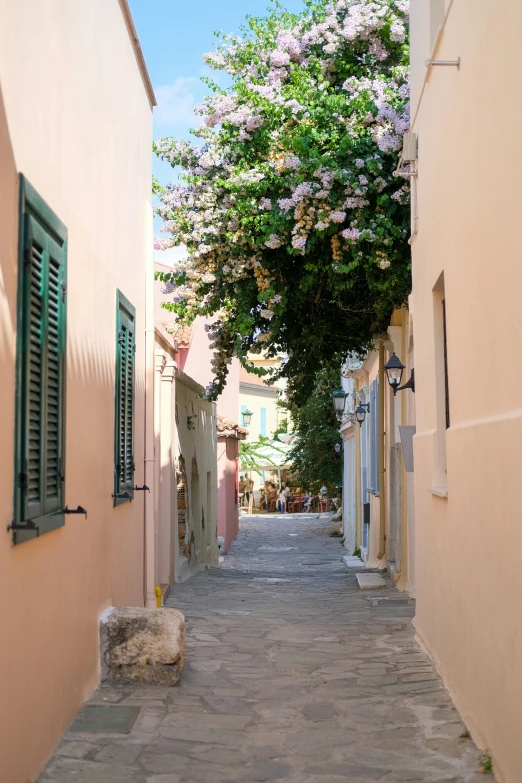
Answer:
[407,2,522,780]
[154,322,218,591]
[341,310,415,593]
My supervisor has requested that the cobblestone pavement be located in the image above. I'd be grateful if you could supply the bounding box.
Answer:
[40,514,486,783]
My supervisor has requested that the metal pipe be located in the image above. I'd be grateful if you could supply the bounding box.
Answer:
[377,342,386,561]
[426,58,460,68]
[144,215,157,609]
[408,164,419,245]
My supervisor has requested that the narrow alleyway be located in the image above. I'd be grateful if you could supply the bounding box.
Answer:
[40,515,485,783]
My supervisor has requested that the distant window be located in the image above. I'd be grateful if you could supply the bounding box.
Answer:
[368,378,380,495]
[442,299,450,429]
[260,407,267,436]
[432,273,449,489]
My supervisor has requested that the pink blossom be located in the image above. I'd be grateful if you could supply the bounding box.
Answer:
[265,234,283,249]
[270,49,291,67]
[330,211,346,223]
[341,228,362,241]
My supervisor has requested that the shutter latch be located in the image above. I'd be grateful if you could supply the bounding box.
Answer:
[64,505,88,519]
[61,281,67,303]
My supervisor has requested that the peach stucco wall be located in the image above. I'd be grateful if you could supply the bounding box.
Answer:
[410,2,522,780]
[0,2,153,781]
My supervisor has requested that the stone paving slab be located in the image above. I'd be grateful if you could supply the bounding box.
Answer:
[39,513,488,783]
[356,572,387,590]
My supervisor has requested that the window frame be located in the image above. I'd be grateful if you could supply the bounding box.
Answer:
[114,289,136,507]
[12,175,68,545]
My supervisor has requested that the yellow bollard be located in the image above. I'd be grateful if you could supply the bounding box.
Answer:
[155,585,162,608]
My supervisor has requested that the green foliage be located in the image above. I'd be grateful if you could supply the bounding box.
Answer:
[288,365,343,490]
[478,751,493,774]
[153,0,411,403]
[239,435,287,475]
[271,417,289,441]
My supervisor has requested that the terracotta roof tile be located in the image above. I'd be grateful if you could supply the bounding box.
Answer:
[162,321,192,347]
[216,415,247,439]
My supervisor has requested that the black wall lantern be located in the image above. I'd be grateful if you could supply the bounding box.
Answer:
[355,403,370,426]
[384,353,415,396]
[332,388,348,416]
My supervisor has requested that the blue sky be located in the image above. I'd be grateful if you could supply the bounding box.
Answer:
[129,0,303,264]
[129,0,305,145]
[128,0,306,260]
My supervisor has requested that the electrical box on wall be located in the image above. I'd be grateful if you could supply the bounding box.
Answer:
[402,133,418,163]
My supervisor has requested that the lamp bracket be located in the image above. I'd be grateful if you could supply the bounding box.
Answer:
[396,368,415,394]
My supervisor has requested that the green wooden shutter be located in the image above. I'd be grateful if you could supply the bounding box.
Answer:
[13,176,67,544]
[114,291,135,505]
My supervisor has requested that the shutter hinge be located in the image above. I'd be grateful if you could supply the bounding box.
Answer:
[61,281,67,303]
[133,343,136,354]
[118,331,125,345]
[18,472,28,490]
[7,520,40,538]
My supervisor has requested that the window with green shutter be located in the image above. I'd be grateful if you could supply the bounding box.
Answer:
[114,290,135,506]
[12,175,67,545]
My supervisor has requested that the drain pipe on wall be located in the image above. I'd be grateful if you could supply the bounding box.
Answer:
[377,341,386,560]
[144,229,157,610]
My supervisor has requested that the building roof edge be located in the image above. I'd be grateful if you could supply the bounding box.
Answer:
[118,0,157,108]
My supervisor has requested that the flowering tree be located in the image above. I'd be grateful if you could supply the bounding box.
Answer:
[154,0,410,403]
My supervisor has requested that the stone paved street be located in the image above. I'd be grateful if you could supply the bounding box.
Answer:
[39,514,486,783]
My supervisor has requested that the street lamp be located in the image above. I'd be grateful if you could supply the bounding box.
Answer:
[384,353,405,395]
[242,408,253,427]
[355,403,370,426]
[334,442,342,454]
[384,353,415,396]
[332,387,348,416]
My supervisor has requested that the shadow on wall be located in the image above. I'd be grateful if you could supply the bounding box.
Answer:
[0,80,147,783]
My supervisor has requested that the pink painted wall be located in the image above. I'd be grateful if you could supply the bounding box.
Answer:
[217,437,240,552]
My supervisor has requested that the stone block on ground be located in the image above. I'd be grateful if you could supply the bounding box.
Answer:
[356,572,386,590]
[101,607,185,686]
[343,555,364,568]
